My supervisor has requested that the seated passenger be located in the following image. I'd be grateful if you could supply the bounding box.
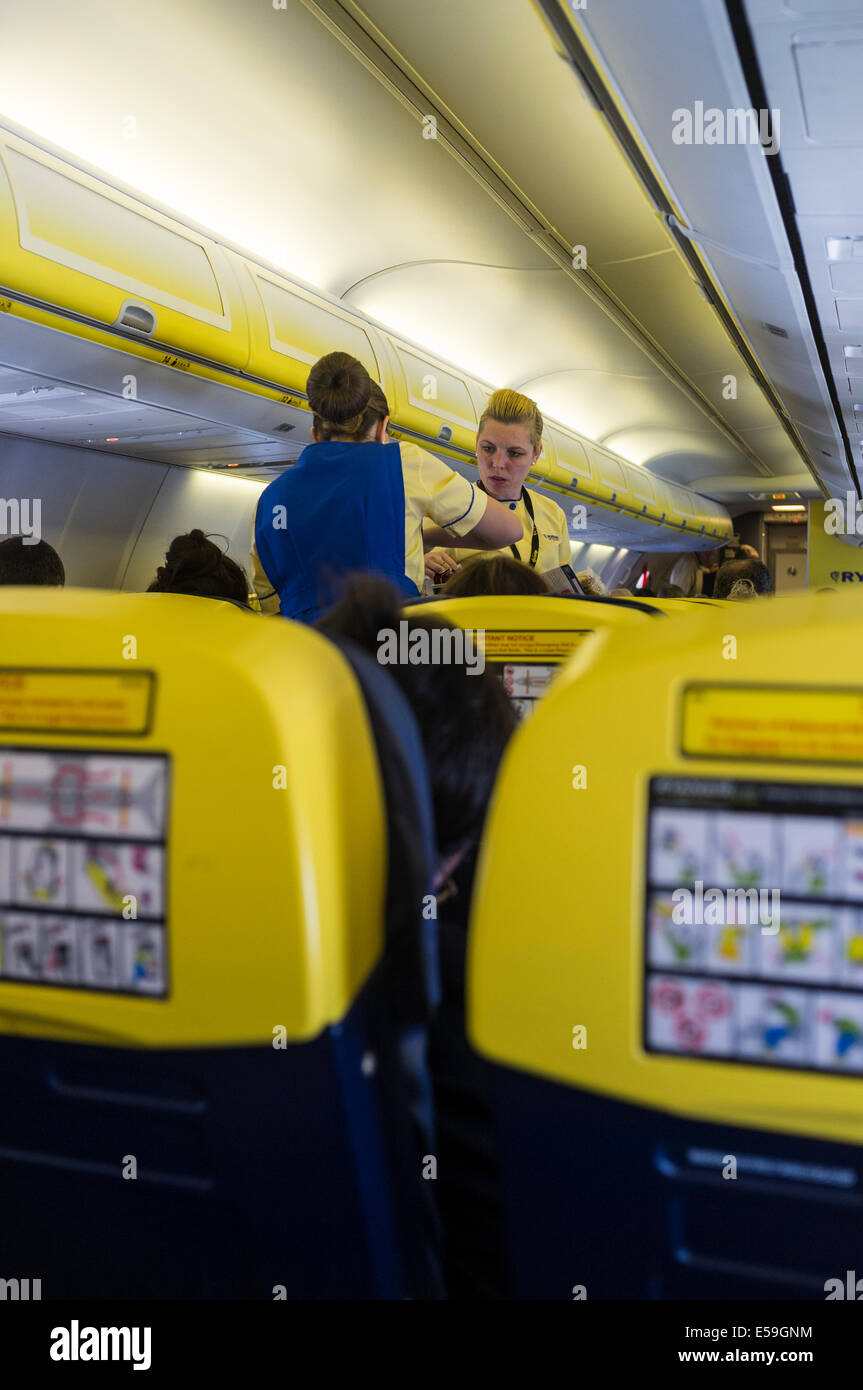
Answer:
[610,586,633,598]
[442,554,551,598]
[668,547,722,596]
[0,536,65,586]
[714,557,773,600]
[147,530,250,604]
[318,577,516,866]
[251,353,521,621]
[318,578,517,1298]
[657,583,685,598]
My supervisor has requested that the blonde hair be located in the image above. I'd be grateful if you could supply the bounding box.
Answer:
[478,388,543,454]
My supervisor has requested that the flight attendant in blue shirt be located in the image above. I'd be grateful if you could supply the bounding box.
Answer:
[252,352,521,621]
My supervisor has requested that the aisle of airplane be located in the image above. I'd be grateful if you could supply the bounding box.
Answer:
[0,0,862,1338]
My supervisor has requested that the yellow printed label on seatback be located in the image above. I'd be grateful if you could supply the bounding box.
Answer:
[681,684,863,764]
[0,669,154,735]
[482,630,591,662]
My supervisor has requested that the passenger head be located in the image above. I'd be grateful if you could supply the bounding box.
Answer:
[0,536,65,586]
[307,351,390,443]
[148,530,250,603]
[442,554,551,598]
[657,583,685,598]
[714,558,773,601]
[317,577,517,865]
[476,388,543,501]
[610,587,633,598]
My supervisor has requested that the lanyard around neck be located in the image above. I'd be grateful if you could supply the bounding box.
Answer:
[478,482,540,569]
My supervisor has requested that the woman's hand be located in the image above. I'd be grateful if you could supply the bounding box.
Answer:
[424,548,460,581]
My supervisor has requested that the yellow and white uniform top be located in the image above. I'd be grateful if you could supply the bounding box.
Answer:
[251,438,488,615]
[445,487,571,573]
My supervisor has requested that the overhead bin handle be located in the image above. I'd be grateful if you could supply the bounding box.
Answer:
[115,300,157,336]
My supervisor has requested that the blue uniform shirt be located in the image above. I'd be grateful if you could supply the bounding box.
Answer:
[254,439,418,622]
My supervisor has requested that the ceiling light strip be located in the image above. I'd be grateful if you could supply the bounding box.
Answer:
[535,0,832,498]
[723,0,859,499]
[298,0,773,475]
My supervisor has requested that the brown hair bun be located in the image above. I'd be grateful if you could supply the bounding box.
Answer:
[307,351,371,429]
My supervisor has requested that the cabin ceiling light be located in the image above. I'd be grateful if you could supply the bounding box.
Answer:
[0,386,85,405]
[826,236,863,261]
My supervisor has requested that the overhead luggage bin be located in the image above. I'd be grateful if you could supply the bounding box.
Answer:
[0,131,248,368]
[417,594,657,717]
[470,591,863,1298]
[241,259,384,403]
[0,116,732,547]
[382,336,478,459]
[0,590,440,1298]
[547,426,591,491]
[587,441,633,512]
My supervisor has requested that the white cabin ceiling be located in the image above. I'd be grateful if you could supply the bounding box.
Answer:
[0,0,853,503]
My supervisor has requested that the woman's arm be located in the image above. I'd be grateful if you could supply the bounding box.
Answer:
[423,499,521,552]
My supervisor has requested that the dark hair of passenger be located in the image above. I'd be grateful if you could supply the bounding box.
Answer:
[657,583,686,598]
[147,530,249,603]
[317,576,517,861]
[441,554,552,599]
[714,558,773,600]
[0,535,65,586]
[306,351,390,442]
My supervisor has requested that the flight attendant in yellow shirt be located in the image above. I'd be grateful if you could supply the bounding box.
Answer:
[423,389,572,582]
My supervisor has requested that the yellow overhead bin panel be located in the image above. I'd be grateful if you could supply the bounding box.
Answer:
[675,483,723,542]
[548,427,592,488]
[243,262,383,402]
[589,442,633,509]
[629,464,664,524]
[383,338,478,456]
[0,122,733,546]
[524,432,581,499]
[532,428,556,474]
[650,475,685,529]
[0,134,247,367]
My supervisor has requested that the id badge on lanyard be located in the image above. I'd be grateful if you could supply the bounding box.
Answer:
[478,482,540,569]
[512,488,540,569]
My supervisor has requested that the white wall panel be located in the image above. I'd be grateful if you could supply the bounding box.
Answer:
[0,433,263,591]
[120,467,263,593]
[0,434,169,586]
